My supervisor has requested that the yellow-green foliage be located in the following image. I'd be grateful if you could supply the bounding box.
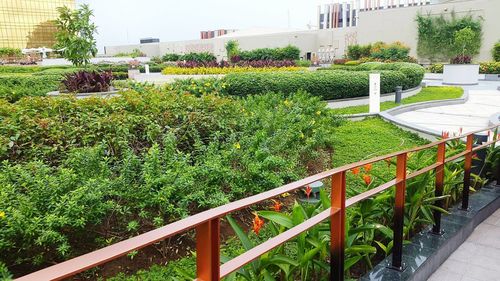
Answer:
[161,66,305,75]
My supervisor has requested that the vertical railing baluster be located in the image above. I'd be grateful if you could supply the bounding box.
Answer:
[330,171,346,281]
[391,153,407,270]
[461,135,474,210]
[432,142,446,234]
[196,218,220,281]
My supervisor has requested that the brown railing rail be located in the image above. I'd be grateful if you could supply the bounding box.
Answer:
[16,125,500,281]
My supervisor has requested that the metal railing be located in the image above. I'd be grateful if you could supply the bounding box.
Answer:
[16,125,500,281]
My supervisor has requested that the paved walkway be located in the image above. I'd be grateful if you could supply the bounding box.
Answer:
[428,208,500,281]
[394,80,500,135]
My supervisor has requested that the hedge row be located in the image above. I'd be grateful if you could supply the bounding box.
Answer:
[224,70,407,100]
[0,75,62,102]
[321,62,425,90]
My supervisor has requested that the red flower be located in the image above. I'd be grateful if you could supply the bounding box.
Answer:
[458,127,463,135]
[362,174,372,185]
[384,158,392,168]
[271,199,282,212]
[304,185,312,199]
[441,131,450,139]
[472,153,478,159]
[252,212,264,235]
[351,167,360,175]
[364,164,372,173]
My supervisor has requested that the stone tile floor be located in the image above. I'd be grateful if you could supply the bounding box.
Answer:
[428,208,500,281]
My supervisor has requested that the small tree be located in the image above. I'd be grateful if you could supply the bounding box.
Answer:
[451,27,477,63]
[493,41,500,62]
[54,4,97,66]
[225,40,240,61]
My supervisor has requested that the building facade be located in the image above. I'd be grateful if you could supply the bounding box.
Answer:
[200,29,237,40]
[0,0,75,49]
[105,0,499,63]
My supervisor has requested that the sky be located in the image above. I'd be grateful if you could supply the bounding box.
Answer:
[78,0,329,52]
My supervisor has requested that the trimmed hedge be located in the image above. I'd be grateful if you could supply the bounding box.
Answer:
[0,75,61,102]
[321,62,425,89]
[224,70,407,100]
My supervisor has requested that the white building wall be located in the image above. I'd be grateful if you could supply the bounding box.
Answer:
[105,0,500,62]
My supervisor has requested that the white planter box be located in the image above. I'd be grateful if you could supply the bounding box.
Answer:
[443,64,479,85]
[128,69,140,79]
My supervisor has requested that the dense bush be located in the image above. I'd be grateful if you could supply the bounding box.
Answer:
[0,89,339,269]
[162,53,180,62]
[239,45,300,61]
[0,48,22,58]
[347,44,372,60]
[370,41,411,61]
[323,62,425,90]
[224,70,406,99]
[493,42,500,62]
[61,70,113,93]
[180,52,216,63]
[0,75,62,102]
[347,42,411,61]
[161,66,303,75]
[113,48,146,58]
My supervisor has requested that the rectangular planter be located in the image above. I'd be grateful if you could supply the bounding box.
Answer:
[443,64,479,85]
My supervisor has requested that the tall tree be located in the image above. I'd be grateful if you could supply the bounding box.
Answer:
[54,4,97,66]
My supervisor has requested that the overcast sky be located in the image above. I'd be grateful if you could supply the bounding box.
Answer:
[78,0,328,52]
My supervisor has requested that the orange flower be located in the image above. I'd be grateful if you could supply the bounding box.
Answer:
[362,174,372,185]
[363,164,372,173]
[441,131,449,139]
[351,167,360,175]
[384,158,392,168]
[252,212,264,235]
[304,185,313,199]
[271,199,282,212]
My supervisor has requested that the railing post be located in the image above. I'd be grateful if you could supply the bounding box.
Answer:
[196,218,220,281]
[330,171,346,281]
[461,135,474,210]
[391,153,407,271]
[432,142,446,234]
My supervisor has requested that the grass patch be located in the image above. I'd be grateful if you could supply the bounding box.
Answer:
[330,86,463,115]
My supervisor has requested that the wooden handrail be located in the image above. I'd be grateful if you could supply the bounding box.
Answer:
[15,124,499,281]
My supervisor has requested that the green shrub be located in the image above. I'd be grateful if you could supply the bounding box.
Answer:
[224,69,407,99]
[0,75,62,101]
[345,60,361,66]
[370,41,410,61]
[239,45,300,61]
[0,47,22,58]
[429,63,444,73]
[295,59,312,67]
[347,44,371,60]
[0,89,339,268]
[480,62,500,74]
[179,52,216,63]
[493,42,500,62]
[162,53,181,62]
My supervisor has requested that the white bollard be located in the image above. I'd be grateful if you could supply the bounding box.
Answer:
[145,64,150,75]
[369,73,381,114]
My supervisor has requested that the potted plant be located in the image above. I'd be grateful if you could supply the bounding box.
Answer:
[128,59,141,79]
[443,27,481,85]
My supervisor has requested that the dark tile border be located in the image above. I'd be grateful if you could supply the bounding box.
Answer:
[361,183,500,281]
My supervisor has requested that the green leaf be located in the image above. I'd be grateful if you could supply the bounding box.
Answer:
[258,211,294,228]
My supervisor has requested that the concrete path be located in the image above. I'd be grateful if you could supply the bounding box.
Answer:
[428,208,500,281]
[393,80,500,135]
